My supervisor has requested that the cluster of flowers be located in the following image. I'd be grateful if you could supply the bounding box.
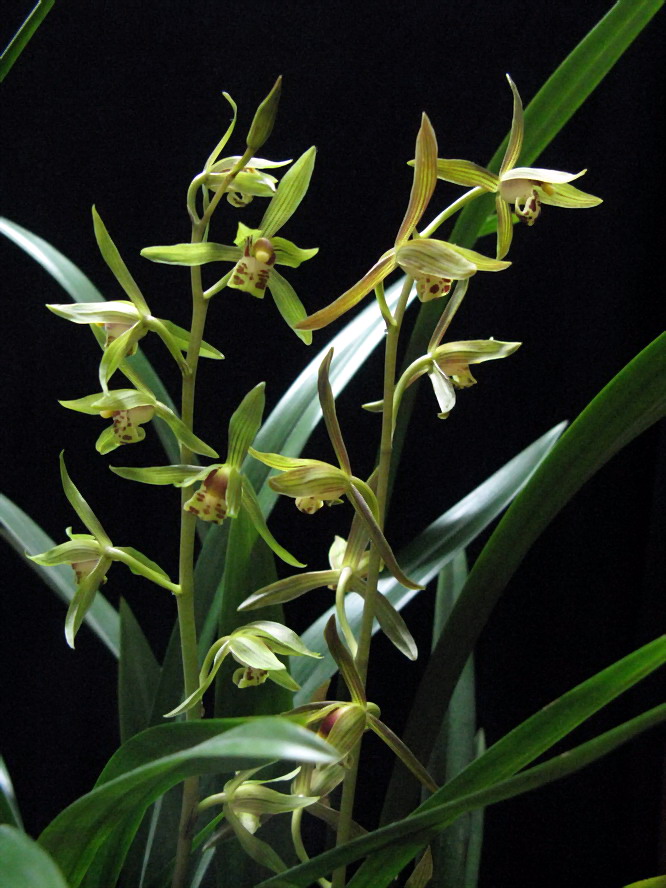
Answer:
[32,74,600,862]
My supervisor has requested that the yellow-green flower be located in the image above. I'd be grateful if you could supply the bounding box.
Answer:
[434,75,602,259]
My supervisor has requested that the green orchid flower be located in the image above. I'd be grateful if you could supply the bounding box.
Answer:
[364,278,521,422]
[59,388,218,457]
[433,75,602,259]
[111,382,303,567]
[165,621,321,717]
[249,350,422,592]
[295,115,509,332]
[287,618,438,797]
[205,155,292,207]
[198,763,319,873]
[239,519,417,663]
[143,146,318,343]
[29,454,179,647]
[47,207,223,391]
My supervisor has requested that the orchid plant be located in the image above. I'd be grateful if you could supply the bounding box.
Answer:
[1,5,665,888]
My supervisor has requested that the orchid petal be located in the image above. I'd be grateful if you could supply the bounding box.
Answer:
[110,463,210,487]
[259,146,316,238]
[318,349,352,474]
[238,570,339,611]
[59,453,111,545]
[240,479,305,568]
[227,383,265,468]
[268,268,312,345]
[395,113,438,245]
[435,158,499,191]
[295,251,397,331]
[499,74,524,176]
[539,182,603,208]
[495,192,514,260]
[396,239,477,280]
[92,206,150,314]
[428,364,456,418]
[140,242,241,266]
[501,166,587,185]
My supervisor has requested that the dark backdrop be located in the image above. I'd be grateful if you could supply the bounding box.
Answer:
[1,2,663,886]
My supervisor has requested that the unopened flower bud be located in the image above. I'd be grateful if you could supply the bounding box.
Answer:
[246,76,282,150]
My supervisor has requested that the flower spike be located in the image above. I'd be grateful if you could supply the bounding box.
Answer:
[142,148,318,343]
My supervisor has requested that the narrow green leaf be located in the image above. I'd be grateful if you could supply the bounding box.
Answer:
[0,825,69,888]
[256,672,666,888]
[394,334,666,804]
[0,494,120,657]
[0,757,22,829]
[118,599,161,743]
[624,879,666,888]
[428,552,483,888]
[0,0,54,83]
[39,718,336,888]
[292,422,565,704]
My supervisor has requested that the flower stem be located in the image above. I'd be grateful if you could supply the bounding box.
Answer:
[332,274,414,888]
[420,186,485,238]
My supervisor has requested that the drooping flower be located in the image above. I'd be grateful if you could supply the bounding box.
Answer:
[29,454,179,647]
[205,155,291,207]
[294,114,509,332]
[434,75,602,259]
[59,387,218,457]
[48,207,223,391]
[111,383,303,567]
[165,620,322,717]
[142,147,318,343]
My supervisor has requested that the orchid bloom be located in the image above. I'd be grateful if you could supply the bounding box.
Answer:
[198,765,318,874]
[47,207,223,391]
[205,155,291,207]
[59,388,218,457]
[165,621,322,717]
[142,147,318,343]
[434,75,602,259]
[294,115,510,332]
[29,454,179,647]
[110,383,303,568]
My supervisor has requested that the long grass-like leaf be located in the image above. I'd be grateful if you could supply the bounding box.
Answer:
[0,758,22,830]
[39,718,336,888]
[386,334,665,822]
[256,641,666,887]
[0,824,69,888]
[0,1,54,83]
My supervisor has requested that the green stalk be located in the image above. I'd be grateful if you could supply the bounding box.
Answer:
[170,152,252,888]
[332,274,414,888]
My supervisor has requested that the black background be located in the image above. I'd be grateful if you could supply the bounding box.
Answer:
[1,2,664,886]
